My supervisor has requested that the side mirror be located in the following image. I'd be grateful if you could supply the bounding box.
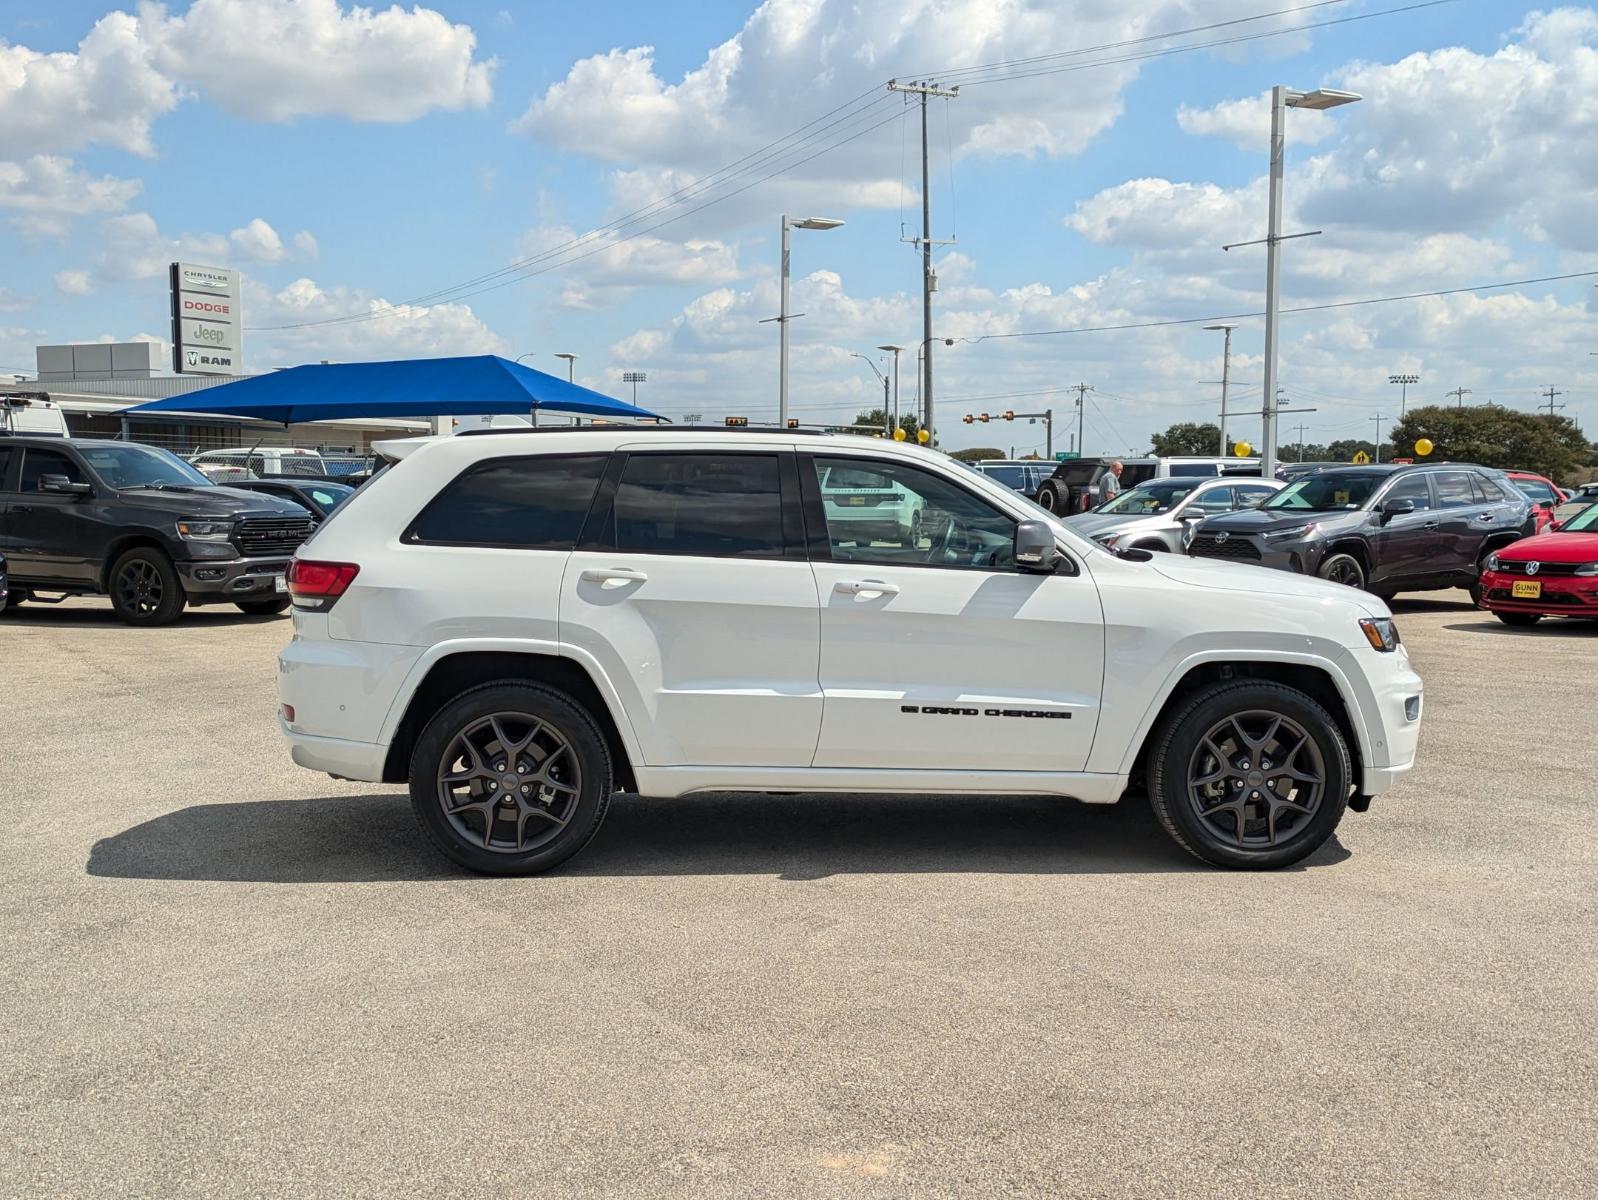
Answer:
[1014,520,1062,573]
[1538,499,1555,511]
[38,474,92,497]
[1380,497,1415,523]
[1178,509,1207,522]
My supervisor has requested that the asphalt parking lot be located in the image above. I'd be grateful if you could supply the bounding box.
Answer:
[3,596,1595,1197]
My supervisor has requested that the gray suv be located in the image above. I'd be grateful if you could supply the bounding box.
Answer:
[1187,463,1532,600]
[1065,476,1282,553]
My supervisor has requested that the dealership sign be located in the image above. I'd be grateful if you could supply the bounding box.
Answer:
[170,262,242,375]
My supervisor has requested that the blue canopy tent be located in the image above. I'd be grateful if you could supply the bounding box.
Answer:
[117,354,661,425]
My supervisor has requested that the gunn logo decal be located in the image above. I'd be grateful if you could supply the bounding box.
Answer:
[901,705,1071,720]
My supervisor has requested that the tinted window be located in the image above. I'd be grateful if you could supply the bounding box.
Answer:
[1188,486,1236,513]
[1470,474,1504,503]
[812,456,1017,570]
[0,446,15,490]
[406,454,607,548]
[1434,471,1477,509]
[307,484,353,510]
[1168,463,1220,477]
[1512,477,1557,504]
[1234,485,1278,507]
[608,453,784,558]
[1265,472,1384,511]
[980,465,1027,488]
[1383,473,1433,511]
[19,449,86,491]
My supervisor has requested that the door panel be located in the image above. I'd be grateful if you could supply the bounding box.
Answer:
[561,451,821,768]
[1370,474,1437,583]
[9,448,97,582]
[804,453,1103,772]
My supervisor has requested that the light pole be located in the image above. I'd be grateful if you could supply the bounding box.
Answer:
[1261,86,1361,479]
[513,353,538,425]
[554,351,578,383]
[1204,323,1237,455]
[772,215,844,428]
[514,352,535,364]
[877,344,904,435]
[622,370,646,407]
[850,353,890,436]
[1388,372,1418,417]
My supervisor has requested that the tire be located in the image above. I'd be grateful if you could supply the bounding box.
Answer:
[1494,610,1542,627]
[236,598,291,616]
[108,547,185,626]
[1147,680,1352,870]
[408,682,614,876]
[1317,552,1366,591]
[1372,589,1398,603]
[1036,483,1061,513]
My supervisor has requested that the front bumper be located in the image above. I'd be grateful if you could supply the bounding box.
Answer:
[1188,534,1329,574]
[1347,642,1424,796]
[176,555,291,599]
[1478,569,1598,615]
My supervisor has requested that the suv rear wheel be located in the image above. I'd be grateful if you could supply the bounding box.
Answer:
[109,547,185,626]
[1147,680,1352,870]
[408,683,614,875]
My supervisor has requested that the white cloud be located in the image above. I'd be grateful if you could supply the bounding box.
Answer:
[54,270,94,297]
[0,288,32,311]
[292,229,319,260]
[0,155,142,239]
[93,213,314,282]
[0,11,177,157]
[244,276,509,365]
[1177,91,1336,149]
[141,0,496,122]
[515,224,745,308]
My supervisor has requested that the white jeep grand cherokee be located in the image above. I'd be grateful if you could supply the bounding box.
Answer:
[278,428,1422,874]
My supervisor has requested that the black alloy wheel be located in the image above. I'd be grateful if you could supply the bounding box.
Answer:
[109,548,185,626]
[1317,553,1366,591]
[1148,681,1351,870]
[409,683,613,875]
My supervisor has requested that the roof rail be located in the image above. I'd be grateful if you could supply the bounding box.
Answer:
[456,424,837,438]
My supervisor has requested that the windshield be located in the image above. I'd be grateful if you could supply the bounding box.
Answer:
[306,483,355,510]
[1263,472,1382,512]
[980,465,1028,488]
[78,444,212,489]
[1563,503,1598,533]
[1096,479,1196,515]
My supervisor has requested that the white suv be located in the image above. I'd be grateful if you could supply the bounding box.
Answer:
[278,428,1423,874]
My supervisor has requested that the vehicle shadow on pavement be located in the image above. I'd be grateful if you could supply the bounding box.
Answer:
[2,606,286,628]
[1443,618,1598,636]
[85,792,1351,883]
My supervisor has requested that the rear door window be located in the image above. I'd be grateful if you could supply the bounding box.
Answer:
[405,454,608,548]
[1434,471,1477,509]
[603,453,786,559]
[0,446,16,491]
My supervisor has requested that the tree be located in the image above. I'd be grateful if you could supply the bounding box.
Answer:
[844,408,920,441]
[1390,405,1592,482]
[1326,439,1377,463]
[951,446,1006,462]
[1151,422,1222,456]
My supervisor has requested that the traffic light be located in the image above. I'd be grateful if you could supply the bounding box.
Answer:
[978,412,990,423]
[962,413,974,424]
[785,418,800,429]
[724,416,748,427]
[1003,410,1015,421]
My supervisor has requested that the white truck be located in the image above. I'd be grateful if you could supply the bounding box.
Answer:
[277,428,1423,875]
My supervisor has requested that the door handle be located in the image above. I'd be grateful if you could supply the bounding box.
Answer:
[1421,521,1439,530]
[579,567,648,584]
[12,504,32,514]
[1478,514,1495,523]
[834,579,900,596]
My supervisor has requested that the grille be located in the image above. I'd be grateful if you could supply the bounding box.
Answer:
[235,517,314,557]
[1497,559,1581,576]
[1188,534,1262,562]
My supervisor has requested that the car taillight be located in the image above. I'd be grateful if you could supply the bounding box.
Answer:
[286,559,360,609]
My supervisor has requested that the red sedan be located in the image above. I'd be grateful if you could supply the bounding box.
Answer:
[1506,471,1566,533]
[1477,501,1598,625]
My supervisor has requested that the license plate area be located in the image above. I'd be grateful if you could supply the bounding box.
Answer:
[1512,580,1541,599]
[274,575,288,593]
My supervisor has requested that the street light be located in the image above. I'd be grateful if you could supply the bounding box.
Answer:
[1203,324,1238,456]
[622,370,646,407]
[1260,85,1361,479]
[514,352,536,364]
[771,215,844,427]
[1388,373,1419,417]
[554,351,578,383]
[851,352,890,436]
[876,344,905,435]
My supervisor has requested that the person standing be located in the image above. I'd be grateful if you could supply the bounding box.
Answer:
[1100,459,1124,503]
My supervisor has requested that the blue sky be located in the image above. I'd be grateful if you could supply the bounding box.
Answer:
[4,0,1596,454]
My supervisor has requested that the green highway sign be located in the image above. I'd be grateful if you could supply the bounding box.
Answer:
[1054,451,1079,461]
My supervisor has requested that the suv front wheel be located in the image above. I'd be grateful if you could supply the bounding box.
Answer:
[1147,681,1352,870]
[109,547,186,626]
[408,683,614,875]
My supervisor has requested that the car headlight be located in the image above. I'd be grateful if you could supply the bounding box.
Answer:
[176,518,233,542]
[1359,616,1401,652]
[1575,562,1598,577]
[1485,552,1501,571]
[1263,523,1315,539]
[1093,532,1120,547]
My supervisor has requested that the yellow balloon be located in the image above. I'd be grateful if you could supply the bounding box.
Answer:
[916,428,930,444]
[893,427,907,441]
[1233,441,1252,457]
[1415,437,1434,457]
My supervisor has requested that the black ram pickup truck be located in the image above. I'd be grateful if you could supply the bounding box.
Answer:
[0,436,315,625]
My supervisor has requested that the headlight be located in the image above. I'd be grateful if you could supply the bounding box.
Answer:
[1359,616,1401,652]
[1263,523,1314,539]
[1181,522,1197,548]
[176,518,233,542]
[1093,532,1120,547]
[1485,552,1501,571]
[1576,562,1598,577]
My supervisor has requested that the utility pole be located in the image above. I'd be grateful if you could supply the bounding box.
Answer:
[1541,385,1565,417]
[1294,422,1308,461]
[1447,386,1472,408]
[1371,412,1386,463]
[888,79,958,450]
[1068,383,1092,457]
[1204,324,1237,456]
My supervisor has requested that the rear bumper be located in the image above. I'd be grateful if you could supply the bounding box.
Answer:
[279,718,388,782]
[177,555,291,598]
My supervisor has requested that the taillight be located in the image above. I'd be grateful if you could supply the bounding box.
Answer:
[286,559,360,609]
